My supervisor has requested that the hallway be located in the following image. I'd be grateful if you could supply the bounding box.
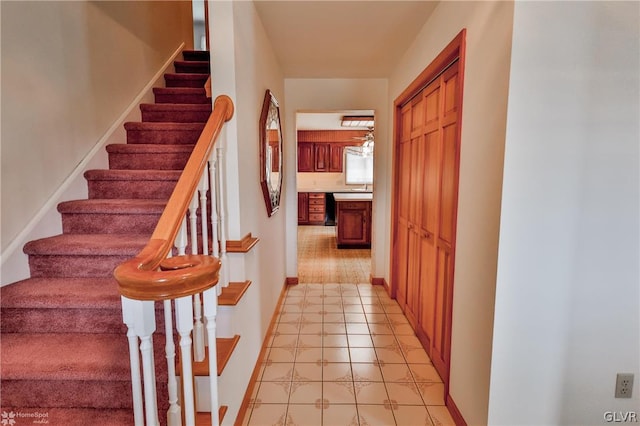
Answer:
[297,226,371,284]
[241,283,456,425]
[240,226,456,424]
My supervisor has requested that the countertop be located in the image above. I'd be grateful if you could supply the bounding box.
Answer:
[333,193,373,202]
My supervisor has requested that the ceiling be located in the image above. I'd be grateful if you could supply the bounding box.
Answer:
[253,1,438,78]
[297,110,374,130]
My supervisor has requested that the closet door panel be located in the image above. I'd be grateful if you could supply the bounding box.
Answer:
[431,245,451,378]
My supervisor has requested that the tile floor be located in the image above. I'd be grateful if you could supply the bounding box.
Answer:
[241,283,456,426]
[297,226,371,284]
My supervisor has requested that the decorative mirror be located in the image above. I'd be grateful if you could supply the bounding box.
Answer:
[259,90,283,217]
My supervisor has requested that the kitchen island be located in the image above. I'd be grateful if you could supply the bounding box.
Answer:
[333,193,373,248]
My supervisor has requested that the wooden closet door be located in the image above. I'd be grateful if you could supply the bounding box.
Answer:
[395,103,413,310]
[430,62,461,377]
[405,94,426,327]
[417,77,442,351]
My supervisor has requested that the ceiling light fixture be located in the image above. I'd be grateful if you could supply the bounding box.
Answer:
[341,116,374,128]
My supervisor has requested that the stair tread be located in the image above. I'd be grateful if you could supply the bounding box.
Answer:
[84,169,182,181]
[181,335,240,377]
[153,87,207,95]
[23,234,149,256]
[1,277,120,309]
[219,281,252,306]
[140,103,211,112]
[124,121,205,131]
[174,60,210,67]
[58,199,168,214]
[196,406,228,425]
[0,333,131,381]
[106,143,195,154]
[164,73,209,79]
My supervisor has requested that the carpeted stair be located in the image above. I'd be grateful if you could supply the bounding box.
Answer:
[1,50,211,424]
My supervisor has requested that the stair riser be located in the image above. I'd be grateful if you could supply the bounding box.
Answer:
[1,380,135,409]
[175,63,210,74]
[141,110,210,123]
[165,76,209,88]
[1,308,126,334]
[154,93,209,104]
[87,180,176,199]
[109,152,190,170]
[62,213,160,234]
[182,51,210,62]
[126,129,203,145]
[28,255,134,278]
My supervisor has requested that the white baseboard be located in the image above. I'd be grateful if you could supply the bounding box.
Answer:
[0,43,186,286]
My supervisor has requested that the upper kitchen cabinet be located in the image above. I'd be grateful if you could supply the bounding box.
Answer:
[298,142,314,172]
[297,130,367,173]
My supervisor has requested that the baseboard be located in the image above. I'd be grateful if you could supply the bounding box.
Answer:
[234,279,289,426]
[371,277,390,294]
[285,276,299,285]
[446,393,467,426]
[0,42,186,286]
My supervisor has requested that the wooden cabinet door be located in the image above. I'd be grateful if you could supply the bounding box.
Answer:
[297,192,309,224]
[336,201,370,246]
[314,143,329,172]
[329,143,345,172]
[298,143,314,172]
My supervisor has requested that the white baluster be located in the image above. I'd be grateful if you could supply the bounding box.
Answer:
[199,171,210,256]
[121,297,144,426]
[192,173,208,362]
[164,300,181,426]
[176,216,188,256]
[202,287,219,426]
[216,147,229,289]
[189,192,199,256]
[175,296,196,426]
[122,297,159,426]
[208,154,221,296]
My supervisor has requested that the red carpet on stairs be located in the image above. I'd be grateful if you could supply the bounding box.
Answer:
[1,50,211,424]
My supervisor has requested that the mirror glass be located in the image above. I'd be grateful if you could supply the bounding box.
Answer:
[259,90,283,217]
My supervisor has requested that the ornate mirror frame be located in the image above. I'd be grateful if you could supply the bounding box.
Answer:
[259,90,284,217]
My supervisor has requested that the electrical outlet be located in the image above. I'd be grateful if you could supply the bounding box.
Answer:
[615,373,634,398]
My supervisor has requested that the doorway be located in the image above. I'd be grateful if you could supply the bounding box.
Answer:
[295,110,375,283]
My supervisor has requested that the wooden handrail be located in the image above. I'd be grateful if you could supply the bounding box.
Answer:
[114,95,234,301]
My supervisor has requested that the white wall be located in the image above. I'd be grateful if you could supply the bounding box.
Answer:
[489,2,640,424]
[387,2,514,424]
[0,1,192,255]
[209,1,286,423]
[282,79,389,281]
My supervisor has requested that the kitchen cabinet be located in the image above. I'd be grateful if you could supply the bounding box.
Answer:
[335,195,372,247]
[298,192,325,225]
[314,143,329,172]
[297,143,314,172]
[297,129,370,173]
[298,192,309,224]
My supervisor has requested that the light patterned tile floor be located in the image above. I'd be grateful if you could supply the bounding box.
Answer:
[242,284,456,426]
[297,226,371,284]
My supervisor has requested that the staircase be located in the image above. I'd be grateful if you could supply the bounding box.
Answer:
[0,51,215,424]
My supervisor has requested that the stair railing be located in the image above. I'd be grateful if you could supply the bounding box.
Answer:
[114,94,234,426]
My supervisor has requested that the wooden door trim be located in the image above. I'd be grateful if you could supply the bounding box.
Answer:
[389,28,466,399]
